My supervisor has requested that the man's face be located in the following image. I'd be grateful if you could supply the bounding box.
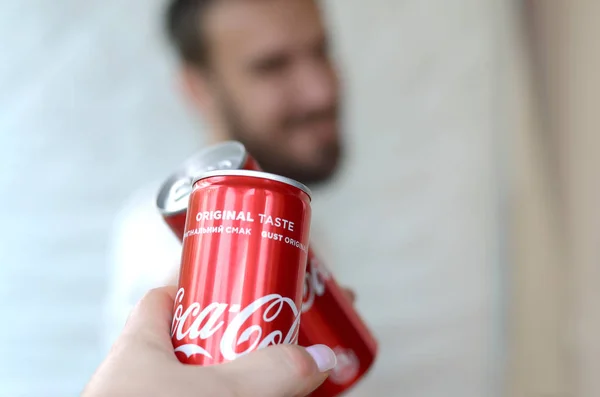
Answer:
[200,0,342,185]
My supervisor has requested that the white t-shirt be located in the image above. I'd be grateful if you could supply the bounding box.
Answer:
[103,181,182,349]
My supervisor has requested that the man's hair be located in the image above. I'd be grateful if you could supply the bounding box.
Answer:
[165,0,215,66]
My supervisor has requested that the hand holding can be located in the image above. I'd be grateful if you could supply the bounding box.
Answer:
[85,286,338,397]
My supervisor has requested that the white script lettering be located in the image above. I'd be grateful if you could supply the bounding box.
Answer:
[171,288,300,361]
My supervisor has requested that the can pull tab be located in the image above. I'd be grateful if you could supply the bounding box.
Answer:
[172,178,193,203]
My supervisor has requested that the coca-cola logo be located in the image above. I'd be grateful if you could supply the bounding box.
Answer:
[302,256,331,313]
[171,288,301,361]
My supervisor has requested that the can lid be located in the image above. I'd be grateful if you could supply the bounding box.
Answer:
[156,141,248,214]
[192,169,312,200]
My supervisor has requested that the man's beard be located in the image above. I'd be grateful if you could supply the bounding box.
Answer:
[218,94,343,187]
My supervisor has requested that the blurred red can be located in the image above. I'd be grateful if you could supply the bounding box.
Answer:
[156,141,260,240]
[302,250,378,397]
[171,169,312,365]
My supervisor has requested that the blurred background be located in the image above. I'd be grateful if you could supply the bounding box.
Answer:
[1,1,598,396]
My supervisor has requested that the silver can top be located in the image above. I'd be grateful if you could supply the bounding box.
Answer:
[157,141,248,215]
[192,169,312,201]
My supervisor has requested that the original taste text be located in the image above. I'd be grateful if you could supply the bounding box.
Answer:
[195,210,294,231]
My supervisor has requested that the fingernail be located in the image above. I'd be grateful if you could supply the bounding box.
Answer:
[306,344,337,372]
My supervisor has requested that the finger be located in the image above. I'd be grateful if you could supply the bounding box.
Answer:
[342,287,356,304]
[217,344,336,397]
[121,286,178,348]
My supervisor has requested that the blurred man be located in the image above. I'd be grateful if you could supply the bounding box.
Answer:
[167,0,341,183]
[105,0,343,347]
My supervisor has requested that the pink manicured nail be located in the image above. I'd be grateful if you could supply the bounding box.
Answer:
[306,344,337,372]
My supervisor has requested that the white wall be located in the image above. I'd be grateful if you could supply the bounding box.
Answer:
[0,1,504,396]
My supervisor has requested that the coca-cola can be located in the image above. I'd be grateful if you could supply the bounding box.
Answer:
[302,250,378,396]
[171,169,312,365]
[156,141,261,240]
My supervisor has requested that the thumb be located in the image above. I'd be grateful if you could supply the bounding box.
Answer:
[117,286,178,353]
[216,344,337,397]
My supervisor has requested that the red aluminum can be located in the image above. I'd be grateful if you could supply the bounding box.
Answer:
[156,141,261,240]
[170,169,312,365]
[302,250,378,396]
